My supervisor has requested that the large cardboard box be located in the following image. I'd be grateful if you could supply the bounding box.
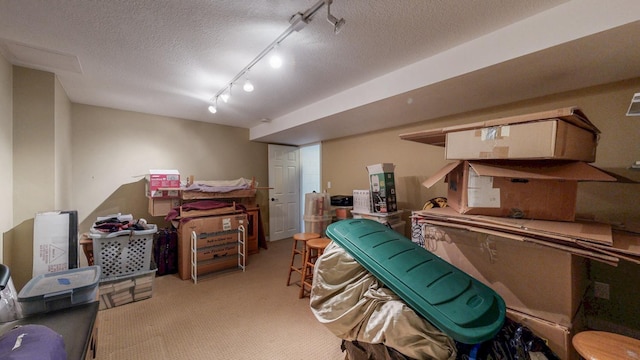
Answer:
[177,214,247,280]
[367,163,397,213]
[507,308,585,360]
[423,160,616,221]
[33,211,79,276]
[399,106,600,162]
[445,119,598,162]
[422,223,587,328]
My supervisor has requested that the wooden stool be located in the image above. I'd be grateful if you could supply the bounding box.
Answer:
[573,330,640,359]
[286,232,320,287]
[299,237,331,299]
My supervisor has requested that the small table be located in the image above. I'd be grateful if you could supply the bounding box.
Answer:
[0,301,99,360]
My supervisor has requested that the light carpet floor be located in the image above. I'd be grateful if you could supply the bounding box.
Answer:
[96,237,346,360]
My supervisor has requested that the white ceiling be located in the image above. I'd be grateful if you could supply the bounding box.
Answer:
[1,1,640,146]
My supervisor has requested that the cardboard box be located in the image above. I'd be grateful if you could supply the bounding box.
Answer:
[367,163,397,213]
[145,182,180,198]
[98,269,156,310]
[400,106,600,154]
[423,160,616,221]
[422,223,587,328]
[445,119,598,162]
[146,169,180,192]
[148,197,180,217]
[32,211,79,276]
[507,308,584,360]
[177,214,247,280]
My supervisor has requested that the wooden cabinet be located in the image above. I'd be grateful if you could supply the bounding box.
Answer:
[245,206,260,255]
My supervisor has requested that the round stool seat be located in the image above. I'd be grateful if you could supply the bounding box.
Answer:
[307,237,331,250]
[572,331,640,360]
[293,232,321,241]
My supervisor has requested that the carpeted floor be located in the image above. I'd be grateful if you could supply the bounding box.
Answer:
[96,238,346,360]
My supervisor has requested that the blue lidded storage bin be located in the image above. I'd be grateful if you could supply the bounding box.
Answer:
[17,266,100,316]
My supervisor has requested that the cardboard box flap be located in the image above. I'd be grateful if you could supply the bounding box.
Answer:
[417,207,614,246]
[399,128,447,146]
[422,161,462,188]
[400,107,599,146]
[422,160,616,188]
[468,161,616,182]
[445,106,599,134]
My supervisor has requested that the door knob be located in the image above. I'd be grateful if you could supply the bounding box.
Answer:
[271,198,278,201]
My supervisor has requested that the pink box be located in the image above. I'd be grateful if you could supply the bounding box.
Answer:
[146,170,180,191]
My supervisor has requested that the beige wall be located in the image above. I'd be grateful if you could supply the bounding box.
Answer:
[322,77,640,332]
[12,67,57,224]
[54,77,72,210]
[6,67,73,289]
[71,104,269,233]
[0,53,12,262]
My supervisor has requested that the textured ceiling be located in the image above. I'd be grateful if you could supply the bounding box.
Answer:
[1,1,640,145]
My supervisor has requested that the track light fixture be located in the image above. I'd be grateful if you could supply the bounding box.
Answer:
[207,0,345,115]
[243,78,254,92]
[326,0,346,34]
[220,86,230,103]
[269,44,283,69]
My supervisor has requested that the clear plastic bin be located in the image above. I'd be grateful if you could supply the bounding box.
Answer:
[17,266,100,316]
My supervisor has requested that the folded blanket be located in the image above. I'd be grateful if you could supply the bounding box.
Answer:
[184,177,255,193]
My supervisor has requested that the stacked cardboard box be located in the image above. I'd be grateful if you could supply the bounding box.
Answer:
[99,269,156,310]
[366,163,397,213]
[401,107,619,360]
[146,169,181,217]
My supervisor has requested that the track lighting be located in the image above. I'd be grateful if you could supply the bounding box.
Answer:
[243,78,254,92]
[207,0,345,114]
[269,45,283,69]
[220,87,230,103]
[326,0,346,34]
[208,97,218,113]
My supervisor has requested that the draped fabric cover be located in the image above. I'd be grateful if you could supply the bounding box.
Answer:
[310,241,456,360]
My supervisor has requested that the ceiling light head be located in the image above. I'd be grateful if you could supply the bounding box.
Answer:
[326,0,346,34]
[208,105,217,114]
[269,47,283,69]
[220,91,230,103]
[243,78,254,92]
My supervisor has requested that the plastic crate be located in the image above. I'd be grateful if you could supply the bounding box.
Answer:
[89,225,157,279]
[98,268,156,310]
[18,266,101,316]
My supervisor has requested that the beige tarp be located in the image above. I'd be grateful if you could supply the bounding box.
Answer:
[309,241,456,360]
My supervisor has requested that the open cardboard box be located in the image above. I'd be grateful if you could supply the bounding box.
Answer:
[421,222,587,328]
[422,160,616,221]
[507,308,585,360]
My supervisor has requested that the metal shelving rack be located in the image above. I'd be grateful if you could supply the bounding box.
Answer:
[190,225,246,284]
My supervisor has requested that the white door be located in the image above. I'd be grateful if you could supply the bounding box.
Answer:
[268,144,300,241]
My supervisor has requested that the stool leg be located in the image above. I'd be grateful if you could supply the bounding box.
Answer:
[299,246,311,298]
[286,239,299,286]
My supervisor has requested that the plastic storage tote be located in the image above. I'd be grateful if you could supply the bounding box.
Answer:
[17,266,101,316]
[326,219,505,344]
